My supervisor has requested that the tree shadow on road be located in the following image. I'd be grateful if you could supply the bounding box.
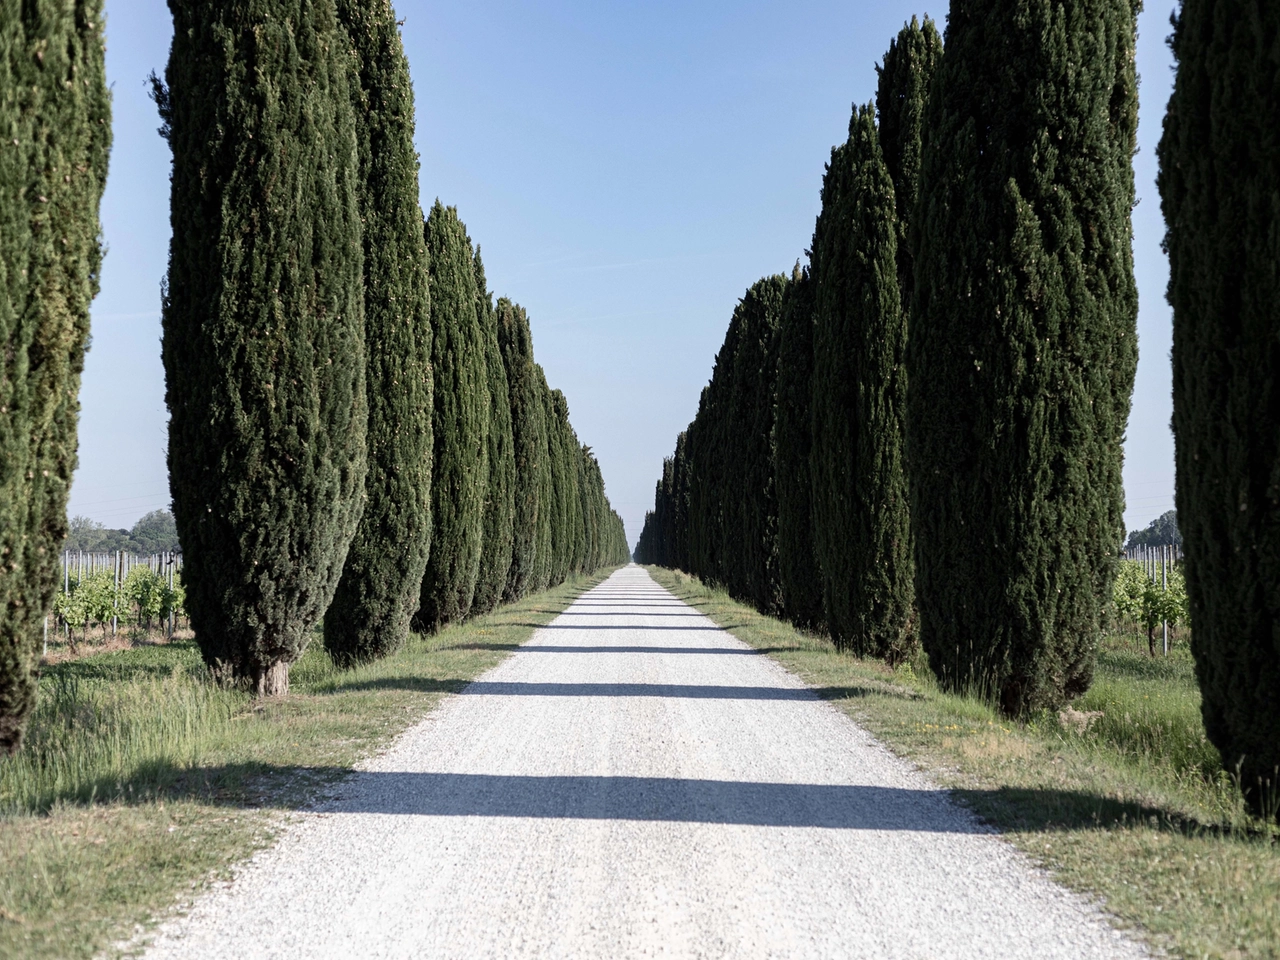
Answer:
[31,761,1236,842]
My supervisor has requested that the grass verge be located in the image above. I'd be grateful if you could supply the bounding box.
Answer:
[646,567,1280,960]
[0,570,616,959]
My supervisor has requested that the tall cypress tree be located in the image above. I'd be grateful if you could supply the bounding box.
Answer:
[811,104,915,663]
[529,364,554,592]
[876,16,942,311]
[911,0,1139,715]
[552,393,586,575]
[724,276,785,613]
[1160,0,1280,814]
[497,298,544,601]
[574,443,596,573]
[0,0,110,750]
[541,372,570,586]
[417,202,489,630]
[773,265,824,630]
[163,0,366,696]
[323,0,432,667]
[471,250,515,616]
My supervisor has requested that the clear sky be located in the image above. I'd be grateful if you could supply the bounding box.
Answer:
[72,0,1178,548]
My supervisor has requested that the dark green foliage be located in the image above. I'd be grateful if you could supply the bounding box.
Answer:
[163,0,367,698]
[811,104,914,663]
[323,0,432,668]
[497,299,546,600]
[471,250,515,616]
[1160,0,1280,814]
[417,202,489,631]
[875,15,942,310]
[722,277,786,613]
[529,365,555,592]
[552,393,586,575]
[772,266,824,630]
[910,0,1139,715]
[0,0,109,750]
[544,388,578,586]
[641,276,784,611]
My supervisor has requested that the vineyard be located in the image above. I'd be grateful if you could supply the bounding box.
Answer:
[46,552,186,655]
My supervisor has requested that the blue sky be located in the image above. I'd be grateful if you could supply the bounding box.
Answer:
[72,0,1178,548]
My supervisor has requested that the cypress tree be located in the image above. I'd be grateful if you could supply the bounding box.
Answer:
[1160,0,1280,813]
[578,450,601,570]
[724,276,785,613]
[542,375,571,586]
[323,0,432,667]
[773,265,824,630]
[669,430,691,571]
[910,0,1139,715]
[528,364,554,592]
[811,104,915,663]
[497,298,545,600]
[875,16,942,311]
[162,0,366,696]
[553,393,586,575]
[470,251,515,615]
[0,0,110,750]
[417,202,489,630]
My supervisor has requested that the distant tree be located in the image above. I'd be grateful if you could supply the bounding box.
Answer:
[161,0,367,695]
[1160,0,1280,816]
[417,202,489,630]
[471,250,516,616]
[324,0,433,667]
[129,510,181,553]
[1125,511,1181,550]
[811,104,915,663]
[910,0,1139,715]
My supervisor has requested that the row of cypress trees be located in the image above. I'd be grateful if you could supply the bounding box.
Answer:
[158,1,626,701]
[0,0,111,753]
[637,2,1140,719]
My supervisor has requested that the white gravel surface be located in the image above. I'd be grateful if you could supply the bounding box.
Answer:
[139,566,1146,959]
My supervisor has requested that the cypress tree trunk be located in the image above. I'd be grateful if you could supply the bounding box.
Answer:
[0,0,110,750]
[417,202,489,630]
[876,16,942,312]
[1160,0,1280,814]
[471,250,515,616]
[497,298,544,601]
[323,0,432,667]
[162,0,366,696]
[911,0,1139,715]
[773,266,825,630]
[811,105,915,663]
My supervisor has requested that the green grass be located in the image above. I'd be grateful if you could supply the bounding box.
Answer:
[646,567,1280,960]
[0,570,615,959]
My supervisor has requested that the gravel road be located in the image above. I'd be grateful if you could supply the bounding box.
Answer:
[140,566,1146,959]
